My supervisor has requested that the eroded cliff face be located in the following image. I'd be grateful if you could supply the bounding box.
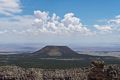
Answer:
[0,61,119,80]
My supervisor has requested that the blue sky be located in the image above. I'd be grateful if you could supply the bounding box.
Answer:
[21,0,120,25]
[0,0,120,47]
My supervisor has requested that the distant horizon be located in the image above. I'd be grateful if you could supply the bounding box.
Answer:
[0,43,120,52]
[0,43,120,58]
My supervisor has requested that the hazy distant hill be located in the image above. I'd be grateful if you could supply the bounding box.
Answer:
[32,46,94,58]
[32,46,81,57]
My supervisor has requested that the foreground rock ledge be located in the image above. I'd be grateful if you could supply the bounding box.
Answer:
[0,60,120,80]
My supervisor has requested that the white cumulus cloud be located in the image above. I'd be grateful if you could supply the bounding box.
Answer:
[94,25,112,32]
[0,0,22,16]
[108,15,120,26]
[0,9,120,44]
[34,10,92,35]
[95,15,120,33]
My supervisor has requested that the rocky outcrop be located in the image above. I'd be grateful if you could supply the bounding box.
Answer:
[88,60,120,80]
[87,60,105,80]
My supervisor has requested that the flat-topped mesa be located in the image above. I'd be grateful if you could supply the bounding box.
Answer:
[32,45,80,57]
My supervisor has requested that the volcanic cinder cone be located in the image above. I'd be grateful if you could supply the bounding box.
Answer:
[32,46,80,57]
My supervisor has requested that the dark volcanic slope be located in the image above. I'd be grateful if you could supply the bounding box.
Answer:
[32,46,82,57]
